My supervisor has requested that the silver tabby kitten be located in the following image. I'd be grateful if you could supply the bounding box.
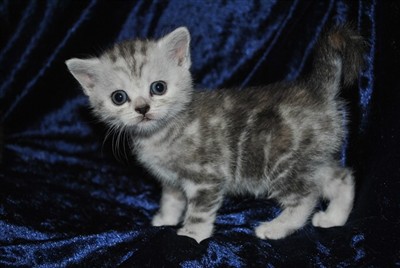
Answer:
[66,25,364,243]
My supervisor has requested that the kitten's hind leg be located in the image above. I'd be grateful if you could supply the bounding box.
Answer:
[152,184,186,226]
[255,194,317,240]
[312,165,355,228]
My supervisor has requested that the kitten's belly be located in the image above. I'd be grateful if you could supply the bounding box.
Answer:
[226,175,271,197]
[138,144,273,197]
[137,136,274,196]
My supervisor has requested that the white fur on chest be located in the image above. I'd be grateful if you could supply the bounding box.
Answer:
[135,134,180,185]
[134,119,200,182]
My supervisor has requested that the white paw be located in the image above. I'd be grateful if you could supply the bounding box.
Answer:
[151,212,180,227]
[177,226,212,243]
[255,222,290,240]
[312,211,345,228]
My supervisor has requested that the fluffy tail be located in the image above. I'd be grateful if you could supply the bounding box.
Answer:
[309,24,366,99]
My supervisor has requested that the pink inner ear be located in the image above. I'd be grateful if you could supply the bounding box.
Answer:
[79,72,95,89]
[174,40,188,66]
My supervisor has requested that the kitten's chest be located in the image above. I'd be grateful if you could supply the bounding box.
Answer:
[134,118,230,185]
[135,137,182,184]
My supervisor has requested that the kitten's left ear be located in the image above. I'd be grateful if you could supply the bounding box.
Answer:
[65,58,103,95]
[159,27,191,69]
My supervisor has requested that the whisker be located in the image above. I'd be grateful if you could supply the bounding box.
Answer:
[102,123,118,154]
[110,123,131,163]
[122,126,130,162]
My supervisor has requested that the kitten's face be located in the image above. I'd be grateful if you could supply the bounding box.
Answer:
[66,27,192,135]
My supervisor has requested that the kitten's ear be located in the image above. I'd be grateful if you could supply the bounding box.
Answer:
[65,58,102,95]
[159,27,191,69]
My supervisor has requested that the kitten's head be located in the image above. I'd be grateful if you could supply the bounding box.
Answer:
[66,27,192,136]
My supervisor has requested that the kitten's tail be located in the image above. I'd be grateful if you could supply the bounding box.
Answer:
[309,24,366,99]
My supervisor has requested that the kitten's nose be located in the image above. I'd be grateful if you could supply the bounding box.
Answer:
[135,105,150,115]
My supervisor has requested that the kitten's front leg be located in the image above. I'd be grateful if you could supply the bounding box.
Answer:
[177,181,224,243]
[152,184,186,226]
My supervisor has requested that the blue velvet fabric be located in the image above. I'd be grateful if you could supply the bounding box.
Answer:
[1,0,399,267]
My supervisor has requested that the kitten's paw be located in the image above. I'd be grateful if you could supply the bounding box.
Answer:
[255,222,290,240]
[312,211,346,228]
[151,212,180,227]
[177,226,212,243]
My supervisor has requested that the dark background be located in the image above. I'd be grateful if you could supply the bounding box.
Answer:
[1,0,399,267]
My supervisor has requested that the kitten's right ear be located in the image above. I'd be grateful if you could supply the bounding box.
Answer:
[158,27,191,69]
[65,58,102,95]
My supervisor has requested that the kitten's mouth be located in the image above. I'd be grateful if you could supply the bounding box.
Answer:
[139,115,153,123]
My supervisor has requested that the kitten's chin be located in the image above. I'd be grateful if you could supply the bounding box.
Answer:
[129,117,166,137]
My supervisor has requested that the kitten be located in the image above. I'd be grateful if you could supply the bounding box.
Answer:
[66,25,364,243]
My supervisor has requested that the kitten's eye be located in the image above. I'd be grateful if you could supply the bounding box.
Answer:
[111,90,129,105]
[150,81,167,96]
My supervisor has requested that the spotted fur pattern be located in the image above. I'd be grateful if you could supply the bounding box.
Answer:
[66,25,365,243]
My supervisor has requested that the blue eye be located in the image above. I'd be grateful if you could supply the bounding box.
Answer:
[150,81,167,96]
[111,90,129,105]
